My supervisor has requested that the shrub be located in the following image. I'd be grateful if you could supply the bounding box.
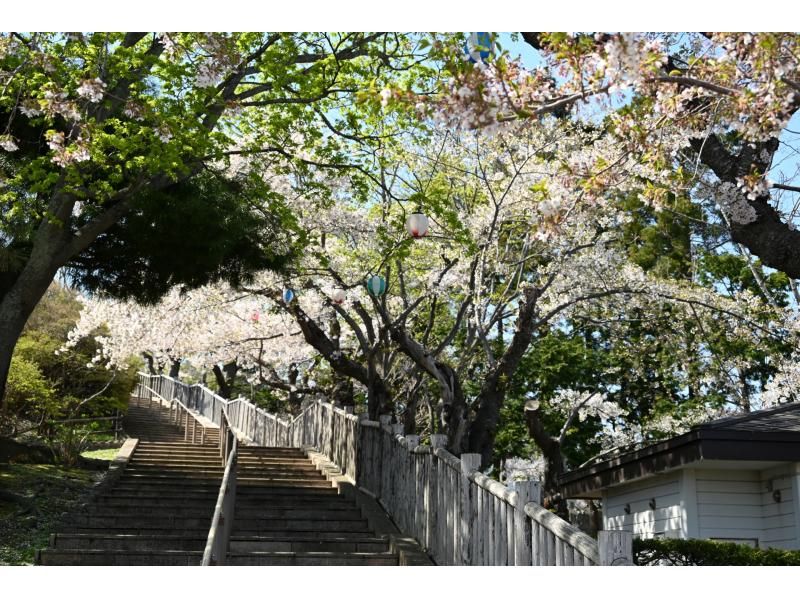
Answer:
[4,356,56,420]
[634,537,800,566]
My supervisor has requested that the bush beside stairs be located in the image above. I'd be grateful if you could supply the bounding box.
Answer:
[35,397,418,565]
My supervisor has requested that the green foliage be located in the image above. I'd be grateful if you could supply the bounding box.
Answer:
[43,422,109,466]
[496,331,608,468]
[492,189,792,470]
[2,285,135,461]
[699,251,792,307]
[68,170,299,303]
[5,356,55,419]
[618,192,699,280]
[634,537,800,566]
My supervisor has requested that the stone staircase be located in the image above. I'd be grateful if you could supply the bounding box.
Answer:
[36,397,400,565]
[227,446,397,565]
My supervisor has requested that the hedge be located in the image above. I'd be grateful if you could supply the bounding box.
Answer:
[634,537,800,566]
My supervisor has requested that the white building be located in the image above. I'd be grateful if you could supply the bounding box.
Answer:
[560,403,800,549]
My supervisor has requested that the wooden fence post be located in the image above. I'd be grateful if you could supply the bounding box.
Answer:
[512,479,541,566]
[459,453,481,565]
[598,530,633,565]
[428,434,447,561]
[405,435,420,536]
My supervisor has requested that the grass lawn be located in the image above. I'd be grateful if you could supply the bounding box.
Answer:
[0,463,105,565]
[81,447,120,461]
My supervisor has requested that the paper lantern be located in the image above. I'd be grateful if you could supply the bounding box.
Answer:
[250,310,260,323]
[282,288,295,303]
[405,212,429,238]
[464,32,494,64]
[332,289,346,305]
[365,275,387,297]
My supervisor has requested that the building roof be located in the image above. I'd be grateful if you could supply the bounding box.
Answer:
[559,402,800,498]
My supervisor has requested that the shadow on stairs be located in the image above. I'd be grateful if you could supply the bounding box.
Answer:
[36,397,423,566]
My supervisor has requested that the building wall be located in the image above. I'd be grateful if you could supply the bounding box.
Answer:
[601,464,800,549]
[602,471,684,538]
[759,465,797,550]
[695,469,763,545]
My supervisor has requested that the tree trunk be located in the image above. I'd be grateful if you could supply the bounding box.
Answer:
[285,297,391,421]
[332,374,354,408]
[466,387,503,466]
[402,395,418,435]
[168,359,181,378]
[541,444,568,518]
[142,352,158,375]
[525,406,569,518]
[466,286,542,468]
[0,237,66,407]
[437,361,468,453]
[366,356,391,421]
[210,361,240,400]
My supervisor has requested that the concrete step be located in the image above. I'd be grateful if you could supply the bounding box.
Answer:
[68,514,215,529]
[60,527,213,538]
[231,518,370,532]
[85,505,216,518]
[123,467,225,477]
[116,476,223,485]
[129,452,221,460]
[114,477,223,487]
[237,482,333,490]
[105,487,222,498]
[236,496,357,511]
[231,508,364,520]
[51,533,207,551]
[231,529,377,540]
[238,457,317,470]
[229,537,389,553]
[111,485,222,496]
[133,441,221,449]
[36,548,203,566]
[236,486,339,497]
[235,472,329,481]
[97,496,219,507]
[125,464,224,472]
[127,458,224,466]
[226,552,397,566]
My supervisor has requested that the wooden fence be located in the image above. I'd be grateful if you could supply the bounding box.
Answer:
[133,372,632,566]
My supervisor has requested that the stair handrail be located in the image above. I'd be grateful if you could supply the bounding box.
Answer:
[202,405,238,566]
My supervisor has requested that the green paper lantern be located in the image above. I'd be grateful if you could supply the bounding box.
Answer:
[366,275,387,297]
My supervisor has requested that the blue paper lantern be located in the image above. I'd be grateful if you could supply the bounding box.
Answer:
[464,32,494,64]
[365,275,387,297]
[282,288,295,303]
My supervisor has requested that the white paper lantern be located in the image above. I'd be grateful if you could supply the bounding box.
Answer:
[332,289,346,305]
[405,212,429,238]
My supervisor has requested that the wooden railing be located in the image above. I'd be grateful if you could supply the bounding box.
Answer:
[134,378,209,444]
[202,408,238,566]
[133,372,633,566]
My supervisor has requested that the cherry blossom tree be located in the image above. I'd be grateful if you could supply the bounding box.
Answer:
[61,34,800,509]
[0,32,441,407]
[410,33,800,280]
